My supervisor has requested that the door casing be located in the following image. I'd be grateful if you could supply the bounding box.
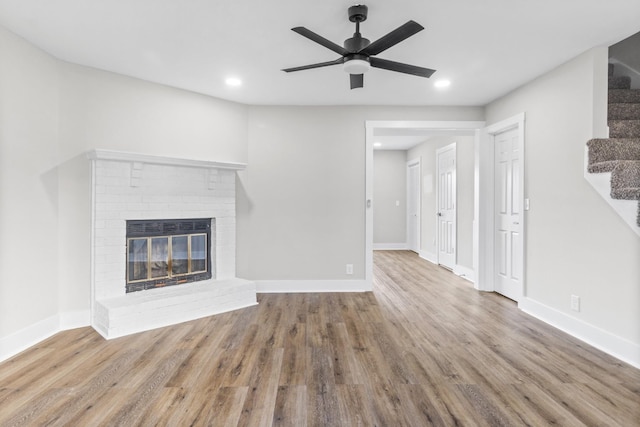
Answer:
[365,120,485,290]
[477,113,526,299]
[436,143,457,269]
[407,159,421,253]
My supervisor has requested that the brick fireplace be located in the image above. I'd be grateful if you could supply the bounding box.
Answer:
[87,150,257,339]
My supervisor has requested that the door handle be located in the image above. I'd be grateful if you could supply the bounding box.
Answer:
[513,221,519,225]
[437,212,442,217]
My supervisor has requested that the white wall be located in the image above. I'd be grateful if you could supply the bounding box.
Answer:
[373,150,407,247]
[407,136,475,270]
[485,47,640,361]
[237,106,484,282]
[0,26,60,338]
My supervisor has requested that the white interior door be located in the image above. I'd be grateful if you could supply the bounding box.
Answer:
[436,144,456,269]
[407,160,420,253]
[494,128,523,301]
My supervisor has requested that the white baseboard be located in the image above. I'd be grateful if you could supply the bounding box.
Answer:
[453,264,475,283]
[256,279,371,293]
[0,309,91,363]
[419,250,437,264]
[519,297,640,369]
[373,243,408,250]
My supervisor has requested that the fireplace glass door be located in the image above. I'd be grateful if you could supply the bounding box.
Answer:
[126,219,213,292]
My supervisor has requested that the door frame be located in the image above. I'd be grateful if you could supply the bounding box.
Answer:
[365,120,485,290]
[406,158,421,253]
[477,113,526,297]
[435,143,457,268]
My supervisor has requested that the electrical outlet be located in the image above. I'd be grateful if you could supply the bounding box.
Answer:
[571,295,580,312]
[346,264,353,275]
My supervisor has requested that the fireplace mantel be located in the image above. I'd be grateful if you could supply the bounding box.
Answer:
[87,149,247,171]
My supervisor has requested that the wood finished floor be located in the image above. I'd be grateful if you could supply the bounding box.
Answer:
[1,250,639,426]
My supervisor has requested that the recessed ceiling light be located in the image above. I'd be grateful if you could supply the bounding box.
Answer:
[225,77,242,87]
[434,79,451,89]
[373,142,382,148]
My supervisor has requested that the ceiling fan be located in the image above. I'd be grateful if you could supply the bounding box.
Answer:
[282,4,436,89]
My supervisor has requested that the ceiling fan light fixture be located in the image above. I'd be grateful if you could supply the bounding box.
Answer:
[343,59,370,74]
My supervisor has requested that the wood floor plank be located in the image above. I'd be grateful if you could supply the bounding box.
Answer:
[272,385,307,427]
[1,250,638,426]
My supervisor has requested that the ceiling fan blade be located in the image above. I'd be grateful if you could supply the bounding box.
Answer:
[292,27,348,56]
[282,58,344,73]
[370,57,436,78]
[350,74,364,89]
[359,21,424,56]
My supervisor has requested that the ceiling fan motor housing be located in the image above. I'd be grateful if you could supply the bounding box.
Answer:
[344,34,370,52]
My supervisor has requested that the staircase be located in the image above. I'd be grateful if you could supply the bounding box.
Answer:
[586,63,640,232]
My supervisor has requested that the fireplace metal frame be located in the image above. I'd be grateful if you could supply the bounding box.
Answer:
[125,218,213,293]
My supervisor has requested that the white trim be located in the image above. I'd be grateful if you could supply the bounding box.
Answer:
[373,243,408,250]
[406,158,421,253]
[365,124,374,291]
[0,311,91,363]
[419,250,438,264]
[520,297,640,369]
[365,120,486,289]
[0,315,59,362]
[478,113,526,295]
[473,130,481,290]
[256,280,370,293]
[435,143,457,269]
[453,265,475,283]
[90,158,97,331]
[86,149,247,170]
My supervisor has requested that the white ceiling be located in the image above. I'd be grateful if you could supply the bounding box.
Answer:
[0,0,639,106]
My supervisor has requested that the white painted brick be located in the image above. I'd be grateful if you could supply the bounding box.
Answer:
[91,157,246,337]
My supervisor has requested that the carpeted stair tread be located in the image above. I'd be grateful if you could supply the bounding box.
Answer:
[608,103,640,120]
[610,161,640,200]
[609,89,640,104]
[608,120,640,138]
[587,138,640,172]
[609,75,631,89]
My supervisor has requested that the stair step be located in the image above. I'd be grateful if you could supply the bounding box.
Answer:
[610,161,640,200]
[608,103,640,120]
[609,89,640,104]
[587,138,640,172]
[608,120,640,138]
[609,75,631,90]
[609,63,614,77]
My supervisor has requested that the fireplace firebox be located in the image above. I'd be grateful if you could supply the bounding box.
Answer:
[126,218,214,293]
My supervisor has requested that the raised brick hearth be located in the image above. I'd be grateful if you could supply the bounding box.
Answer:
[87,150,257,339]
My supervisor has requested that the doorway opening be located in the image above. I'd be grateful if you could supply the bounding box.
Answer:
[365,120,485,290]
